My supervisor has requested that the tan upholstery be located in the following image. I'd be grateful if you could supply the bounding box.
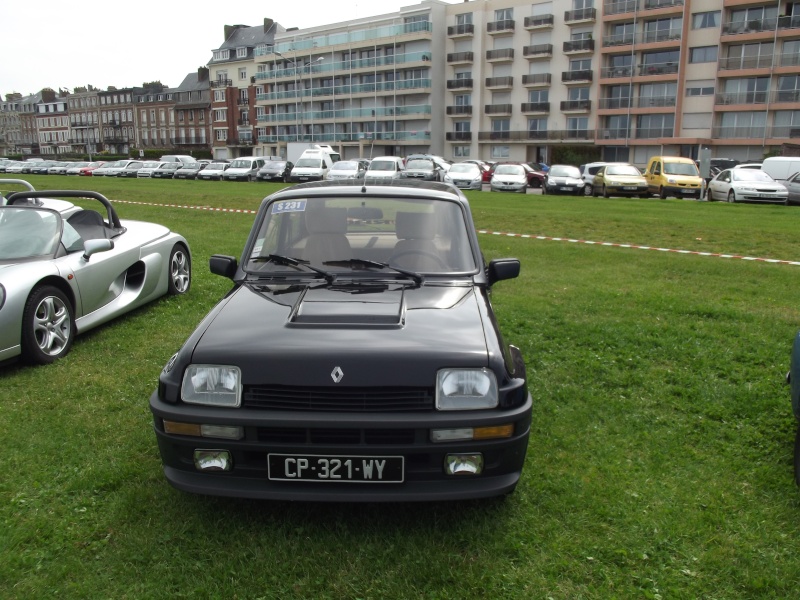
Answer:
[390,211,444,271]
[303,207,351,264]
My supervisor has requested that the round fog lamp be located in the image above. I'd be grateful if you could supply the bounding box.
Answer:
[444,453,484,476]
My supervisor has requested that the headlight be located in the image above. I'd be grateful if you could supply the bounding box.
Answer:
[739,186,757,192]
[181,365,242,407]
[667,178,677,184]
[436,368,498,410]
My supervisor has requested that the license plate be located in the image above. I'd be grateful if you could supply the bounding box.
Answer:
[682,189,695,195]
[623,186,636,191]
[299,176,309,181]
[268,454,404,482]
[561,187,574,192]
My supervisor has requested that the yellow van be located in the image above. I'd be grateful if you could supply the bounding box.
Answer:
[643,156,704,199]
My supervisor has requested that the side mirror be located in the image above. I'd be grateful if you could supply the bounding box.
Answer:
[487,258,520,285]
[83,238,114,260]
[210,254,238,279]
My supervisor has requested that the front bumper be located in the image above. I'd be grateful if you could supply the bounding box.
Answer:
[150,390,532,501]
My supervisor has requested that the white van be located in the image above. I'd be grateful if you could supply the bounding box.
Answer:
[223,157,266,182]
[761,156,800,182]
[288,147,339,182]
[159,154,196,165]
[365,156,406,180]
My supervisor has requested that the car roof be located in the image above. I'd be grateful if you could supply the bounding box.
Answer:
[268,178,467,204]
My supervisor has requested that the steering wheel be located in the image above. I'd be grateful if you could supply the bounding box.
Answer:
[390,250,449,270]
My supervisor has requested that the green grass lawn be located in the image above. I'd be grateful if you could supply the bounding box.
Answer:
[2,175,800,598]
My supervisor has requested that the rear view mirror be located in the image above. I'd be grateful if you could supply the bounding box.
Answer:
[487,258,520,285]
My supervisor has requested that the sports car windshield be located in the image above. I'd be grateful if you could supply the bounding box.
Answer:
[246,196,477,276]
[0,207,61,260]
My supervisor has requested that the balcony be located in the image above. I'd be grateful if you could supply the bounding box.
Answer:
[601,66,634,78]
[635,127,674,139]
[560,100,591,112]
[524,15,554,29]
[643,0,683,9]
[599,97,633,109]
[773,90,800,103]
[237,98,250,106]
[447,78,473,90]
[485,76,514,89]
[562,70,593,83]
[641,27,682,44]
[637,96,676,107]
[447,23,474,37]
[487,20,515,35]
[446,105,473,115]
[711,125,766,139]
[485,103,513,115]
[521,102,550,113]
[447,51,474,64]
[563,39,595,54]
[230,136,254,146]
[780,51,800,67]
[523,44,553,59]
[603,33,635,48]
[486,48,515,62]
[564,8,596,24]
[211,79,232,88]
[720,16,800,35]
[715,91,768,105]
[597,128,632,140]
[718,55,774,70]
[637,62,678,76]
[478,129,594,142]
[604,0,638,16]
[238,118,251,126]
[522,73,552,87]
[446,131,472,141]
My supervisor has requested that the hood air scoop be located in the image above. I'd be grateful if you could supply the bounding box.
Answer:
[290,287,405,326]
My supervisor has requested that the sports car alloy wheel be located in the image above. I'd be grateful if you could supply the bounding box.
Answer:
[22,285,74,364]
[169,245,191,295]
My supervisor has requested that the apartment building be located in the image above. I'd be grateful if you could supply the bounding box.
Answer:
[171,68,212,150]
[98,88,136,155]
[0,93,22,156]
[67,87,100,157]
[254,1,448,160]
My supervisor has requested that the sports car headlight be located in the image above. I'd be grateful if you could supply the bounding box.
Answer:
[181,365,242,407]
[436,368,498,410]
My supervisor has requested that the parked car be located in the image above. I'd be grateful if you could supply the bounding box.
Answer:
[64,162,90,175]
[117,160,146,178]
[91,161,122,177]
[324,160,367,181]
[443,162,484,190]
[542,165,586,195]
[365,156,405,180]
[579,162,621,191]
[706,168,788,204]
[590,164,649,198]
[30,161,58,175]
[159,154,196,165]
[401,157,445,182]
[528,161,550,173]
[148,179,531,501]
[198,161,229,181]
[0,161,22,174]
[77,161,106,176]
[0,184,191,365]
[174,162,204,180]
[784,171,800,205]
[48,162,76,175]
[136,161,165,178]
[257,160,294,182]
[761,156,800,182]
[223,157,266,182]
[490,163,529,193]
[643,156,704,199]
[5,162,26,175]
[151,162,182,179]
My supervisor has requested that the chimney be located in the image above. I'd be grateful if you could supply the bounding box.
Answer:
[264,18,274,33]
[197,67,209,82]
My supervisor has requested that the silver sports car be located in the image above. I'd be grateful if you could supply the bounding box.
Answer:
[0,181,191,365]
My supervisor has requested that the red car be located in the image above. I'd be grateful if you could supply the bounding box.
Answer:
[486,162,545,188]
[78,161,106,176]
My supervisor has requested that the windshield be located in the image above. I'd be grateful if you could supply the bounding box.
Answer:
[732,170,775,182]
[230,160,253,169]
[369,160,397,171]
[406,159,434,171]
[449,164,479,175]
[332,161,358,170]
[295,158,322,168]
[264,161,286,169]
[606,165,642,176]
[495,164,524,176]
[206,163,227,170]
[0,207,61,260]
[245,196,477,275]
[549,166,581,177]
[663,162,699,176]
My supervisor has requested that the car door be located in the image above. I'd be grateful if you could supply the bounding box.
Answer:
[710,170,731,200]
[786,172,800,205]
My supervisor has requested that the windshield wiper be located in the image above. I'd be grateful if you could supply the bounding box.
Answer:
[323,258,423,286]
[250,253,336,283]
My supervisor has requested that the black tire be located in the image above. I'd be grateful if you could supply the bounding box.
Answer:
[794,426,800,486]
[603,185,610,198]
[727,190,736,203]
[706,187,714,202]
[659,187,667,199]
[168,244,191,295]
[21,285,75,365]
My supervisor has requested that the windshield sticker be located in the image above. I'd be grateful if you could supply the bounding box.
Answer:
[271,199,307,214]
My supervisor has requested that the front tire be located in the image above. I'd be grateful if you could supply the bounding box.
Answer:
[659,186,667,199]
[603,185,610,198]
[706,187,714,201]
[21,285,74,365]
[168,244,191,295]
[727,190,736,203]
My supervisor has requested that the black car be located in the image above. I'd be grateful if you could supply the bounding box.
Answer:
[150,179,531,502]
[256,160,293,182]
[174,163,204,180]
[151,163,182,179]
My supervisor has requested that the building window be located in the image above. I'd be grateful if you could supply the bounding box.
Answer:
[214,90,226,102]
[692,11,720,29]
[215,129,228,141]
[239,67,248,80]
[213,50,230,61]
[490,145,509,159]
[453,145,470,157]
[237,47,247,58]
[690,46,718,63]
[215,109,227,122]
[494,8,513,21]
[456,13,473,26]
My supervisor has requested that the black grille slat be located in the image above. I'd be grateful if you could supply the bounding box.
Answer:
[244,385,434,412]
[256,427,415,445]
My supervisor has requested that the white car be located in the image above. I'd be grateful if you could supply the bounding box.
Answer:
[444,162,483,190]
[490,163,528,194]
[136,161,166,178]
[365,156,405,180]
[326,160,368,180]
[706,168,788,204]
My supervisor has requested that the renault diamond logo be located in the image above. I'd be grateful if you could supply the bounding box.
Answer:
[331,366,344,383]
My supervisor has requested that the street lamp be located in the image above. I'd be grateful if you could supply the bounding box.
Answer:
[274,51,324,141]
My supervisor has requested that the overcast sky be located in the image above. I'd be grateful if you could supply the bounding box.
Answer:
[1,0,462,97]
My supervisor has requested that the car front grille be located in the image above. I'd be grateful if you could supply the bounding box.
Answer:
[256,427,417,445]
[243,385,435,412]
